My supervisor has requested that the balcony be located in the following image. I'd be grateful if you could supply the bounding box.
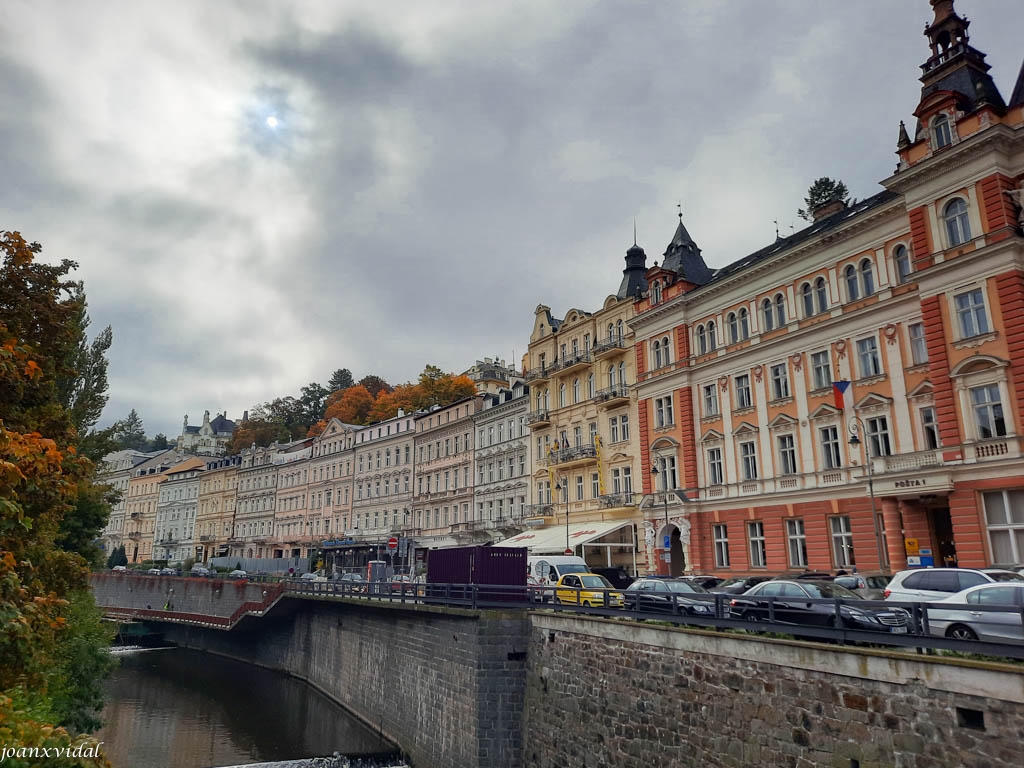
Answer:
[557,351,592,375]
[546,444,598,468]
[599,492,639,508]
[128,531,142,540]
[129,512,141,519]
[593,384,630,407]
[592,335,628,359]
[199,534,215,543]
[526,409,551,428]
[524,503,554,518]
[880,449,943,473]
[158,538,178,547]
[524,365,552,383]
[226,537,243,546]
[962,436,1024,463]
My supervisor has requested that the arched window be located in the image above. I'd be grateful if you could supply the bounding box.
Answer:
[652,339,663,368]
[933,114,952,149]
[572,377,580,403]
[660,336,671,366]
[860,258,874,296]
[707,320,717,351]
[696,325,707,355]
[587,373,595,398]
[607,323,614,341]
[728,312,739,343]
[618,362,626,387]
[845,264,860,301]
[774,294,786,327]
[815,277,828,313]
[762,299,775,331]
[738,308,749,340]
[616,319,624,340]
[651,281,663,304]
[802,283,814,317]
[608,365,617,388]
[894,245,912,283]
[944,198,971,246]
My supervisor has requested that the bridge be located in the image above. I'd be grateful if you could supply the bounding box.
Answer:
[91,573,1024,768]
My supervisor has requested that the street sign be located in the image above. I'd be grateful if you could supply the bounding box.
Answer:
[387,536,399,551]
[663,535,670,549]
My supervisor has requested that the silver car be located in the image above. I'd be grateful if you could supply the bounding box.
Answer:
[927,583,1024,644]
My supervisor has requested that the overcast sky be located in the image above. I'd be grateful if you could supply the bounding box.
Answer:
[2,1,1020,439]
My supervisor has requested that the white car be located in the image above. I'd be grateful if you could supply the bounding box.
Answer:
[883,567,1023,603]
[926,583,1024,644]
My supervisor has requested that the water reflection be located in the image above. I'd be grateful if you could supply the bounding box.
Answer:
[97,647,394,768]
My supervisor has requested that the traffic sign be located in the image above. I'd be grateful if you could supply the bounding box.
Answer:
[663,535,671,549]
[387,536,399,551]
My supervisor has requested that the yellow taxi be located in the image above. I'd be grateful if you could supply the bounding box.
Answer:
[553,573,624,608]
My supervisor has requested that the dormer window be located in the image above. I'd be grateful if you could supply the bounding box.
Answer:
[932,114,952,150]
[651,281,663,304]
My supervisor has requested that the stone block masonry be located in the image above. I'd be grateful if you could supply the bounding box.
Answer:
[160,598,530,768]
[524,613,1024,768]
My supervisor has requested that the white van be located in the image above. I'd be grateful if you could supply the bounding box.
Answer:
[527,556,590,601]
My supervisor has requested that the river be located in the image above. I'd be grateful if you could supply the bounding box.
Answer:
[96,647,401,768]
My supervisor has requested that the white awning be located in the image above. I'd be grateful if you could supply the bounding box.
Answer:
[494,520,635,554]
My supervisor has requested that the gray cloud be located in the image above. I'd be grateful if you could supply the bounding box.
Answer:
[1,0,1019,438]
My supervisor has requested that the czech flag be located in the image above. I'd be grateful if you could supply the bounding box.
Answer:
[832,380,851,410]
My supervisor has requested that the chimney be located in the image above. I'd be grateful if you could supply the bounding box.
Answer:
[811,198,847,222]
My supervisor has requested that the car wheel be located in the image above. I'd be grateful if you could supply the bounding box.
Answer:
[552,597,561,605]
[582,601,592,608]
[946,624,978,641]
[741,610,760,622]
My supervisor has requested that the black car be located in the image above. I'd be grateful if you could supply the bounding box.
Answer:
[729,580,910,633]
[709,575,773,595]
[591,567,636,589]
[623,578,716,616]
[678,575,723,590]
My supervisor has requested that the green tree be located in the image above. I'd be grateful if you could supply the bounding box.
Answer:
[112,409,147,451]
[105,545,127,569]
[1,231,116,764]
[149,433,169,451]
[56,285,111,439]
[357,374,392,399]
[299,382,329,426]
[327,368,353,392]
[797,177,850,221]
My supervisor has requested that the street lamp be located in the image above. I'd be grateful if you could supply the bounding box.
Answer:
[555,479,571,555]
[848,416,887,571]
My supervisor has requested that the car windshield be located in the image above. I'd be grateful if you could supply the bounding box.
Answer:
[800,582,860,599]
[865,576,889,588]
[579,575,613,589]
[664,581,708,594]
[716,577,745,588]
[560,565,590,575]
[986,571,1024,582]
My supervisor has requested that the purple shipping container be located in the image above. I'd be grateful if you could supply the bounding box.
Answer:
[426,546,526,602]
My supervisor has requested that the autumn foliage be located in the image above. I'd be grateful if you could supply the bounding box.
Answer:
[307,366,477,436]
[0,232,110,766]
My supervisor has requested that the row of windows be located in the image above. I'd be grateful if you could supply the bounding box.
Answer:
[539,467,635,502]
[537,415,630,457]
[477,418,528,447]
[535,363,630,410]
[711,515,865,570]
[537,321,627,366]
[417,435,471,463]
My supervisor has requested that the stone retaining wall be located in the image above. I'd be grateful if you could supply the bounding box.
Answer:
[524,613,1024,768]
[160,598,529,768]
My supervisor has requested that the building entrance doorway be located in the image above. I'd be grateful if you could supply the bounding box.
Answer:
[668,525,685,577]
[926,502,957,568]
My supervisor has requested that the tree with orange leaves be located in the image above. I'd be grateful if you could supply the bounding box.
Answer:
[0,231,111,765]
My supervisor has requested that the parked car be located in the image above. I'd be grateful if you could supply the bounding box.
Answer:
[730,580,911,634]
[159,567,177,576]
[227,569,247,579]
[111,565,128,573]
[677,575,723,590]
[623,578,715,616]
[590,567,636,589]
[553,573,623,608]
[883,568,1024,602]
[146,568,162,575]
[833,572,891,600]
[337,572,367,593]
[925,583,1024,643]
[190,565,212,577]
[299,572,326,582]
[991,563,1024,575]
[710,575,773,595]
